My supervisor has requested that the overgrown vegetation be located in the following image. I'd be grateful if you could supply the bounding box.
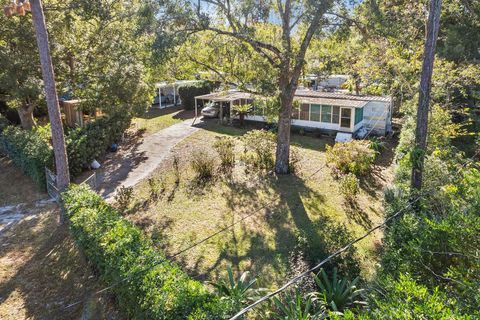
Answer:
[0,125,52,188]
[240,130,276,172]
[62,185,228,319]
[326,140,376,177]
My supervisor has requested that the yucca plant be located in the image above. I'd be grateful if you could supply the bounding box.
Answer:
[212,266,260,310]
[313,268,366,312]
[272,289,325,320]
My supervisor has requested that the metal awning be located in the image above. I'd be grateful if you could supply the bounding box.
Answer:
[296,96,368,108]
[195,91,254,102]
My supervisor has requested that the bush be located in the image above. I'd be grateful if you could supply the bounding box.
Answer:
[241,130,276,171]
[62,185,227,319]
[191,151,216,182]
[0,125,53,188]
[326,140,376,176]
[114,186,134,213]
[178,81,217,110]
[66,113,131,176]
[339,173,360,202]
[213,136,235,171]
[0,113,10,133]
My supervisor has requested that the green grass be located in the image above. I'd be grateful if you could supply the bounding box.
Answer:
[132,107,191,135]
[128,124,392,287]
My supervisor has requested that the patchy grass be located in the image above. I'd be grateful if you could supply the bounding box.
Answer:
[127,121,395,287]
[0,156,45,206]
[0,159,120,320]
[132,106,194,135]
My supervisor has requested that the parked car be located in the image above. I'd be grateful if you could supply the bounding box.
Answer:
[201,102,221,118]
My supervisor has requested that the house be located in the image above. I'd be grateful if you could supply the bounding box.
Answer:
[194,89,392,136]
[154,80,202,109]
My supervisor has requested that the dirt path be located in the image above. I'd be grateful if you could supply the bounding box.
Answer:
[97,119,200,198]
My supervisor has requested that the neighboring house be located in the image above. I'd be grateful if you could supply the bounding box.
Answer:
[154,80,201,109]
[304,74,349,91]
[194,89,392,136]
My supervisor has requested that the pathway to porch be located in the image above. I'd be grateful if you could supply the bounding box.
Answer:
[97,119,201,199]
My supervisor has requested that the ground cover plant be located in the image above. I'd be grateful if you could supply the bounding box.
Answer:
[127,121,395,293]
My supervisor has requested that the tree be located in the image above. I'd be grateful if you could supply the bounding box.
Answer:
[411,0,442,191]
[177,0,345,173]
[30,0,70,191]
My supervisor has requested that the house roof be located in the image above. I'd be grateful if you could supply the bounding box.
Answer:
[295,89,391,103]
[296,96,368,108]
[195,89,390,107]
[195,91,254,102]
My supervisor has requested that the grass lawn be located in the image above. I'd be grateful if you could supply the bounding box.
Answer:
[0,158,120,320]
[127,120,396,287]
[131,106,194,135]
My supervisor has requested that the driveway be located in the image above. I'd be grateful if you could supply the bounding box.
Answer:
[97,119,200,198]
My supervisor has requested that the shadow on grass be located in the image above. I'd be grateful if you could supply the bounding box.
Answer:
[175,171,360,283]
[0,209,107,320]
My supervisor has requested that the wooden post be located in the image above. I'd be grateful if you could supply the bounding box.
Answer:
[219,101,223,124]
[31,0,70,194]
[195,98,198,118]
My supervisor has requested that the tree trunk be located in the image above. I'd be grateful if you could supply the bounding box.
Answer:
[17,103,36,130]
[31,0,70,192]
[275,74,296,174]
[411,0,442,191]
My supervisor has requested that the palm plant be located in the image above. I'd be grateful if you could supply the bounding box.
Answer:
[233,103,252,127]
[212,266,260,310]
[272,289,325,320]
[313,268,366,312]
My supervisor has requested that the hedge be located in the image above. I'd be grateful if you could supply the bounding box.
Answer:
[66,113,131,176]
[62,185,227,319]
[0,125,53,188]
[178,81,217,110]
[0,113,10,133]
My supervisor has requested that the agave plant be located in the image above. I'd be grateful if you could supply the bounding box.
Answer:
[212,266,260,309]
[313,268,366,312]
[272,289,325,320]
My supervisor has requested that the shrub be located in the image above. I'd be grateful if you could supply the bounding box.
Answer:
[191,151,215,182]
[66,113,131,176]
[339,173,360,202]
[0,113,10,133]
[178,81,217,110]
[213,136,235,171]
[0,125,53,188]
[326,140,376,176]
[62,185,227,319]
[114,186,134,213]
[147,177,164,201]
[241,130,276,171]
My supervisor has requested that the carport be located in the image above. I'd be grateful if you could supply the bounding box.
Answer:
[194,91,254,122]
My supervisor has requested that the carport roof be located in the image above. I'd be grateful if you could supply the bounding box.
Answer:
[195,91,254,102]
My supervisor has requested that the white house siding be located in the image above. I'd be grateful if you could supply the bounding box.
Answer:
[363,101,391,135]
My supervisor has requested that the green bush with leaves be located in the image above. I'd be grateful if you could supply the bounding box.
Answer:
[313,268,366,312]
[114,186,134,213]
[326,140,376,176]
[62,185,227,319]
[66,113,131,176]
[272,289,325,320]
[178,81,217,110]
[191,150,216,182]
[339,173,360,202]
[0,125,53,188]
[0,113,10,133]
[213,136,235,171]
[241,129,276,171]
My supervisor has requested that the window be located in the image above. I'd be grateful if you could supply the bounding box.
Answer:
[300,104,310,120]
[321,105,332,123]
[340,108,352,128]
[310,104,321,122]
[332,106,340,124]
[354,107,364,125]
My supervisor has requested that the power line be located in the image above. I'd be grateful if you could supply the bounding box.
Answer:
[64,161,328,310]
[230,149,480,319]
[230,196,421,320]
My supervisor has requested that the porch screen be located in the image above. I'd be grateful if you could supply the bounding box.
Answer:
[321,105,332,123]
[310,104,321,122]
[332,106,340,124]
[300,104,310,120]
[355,107,364,125]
